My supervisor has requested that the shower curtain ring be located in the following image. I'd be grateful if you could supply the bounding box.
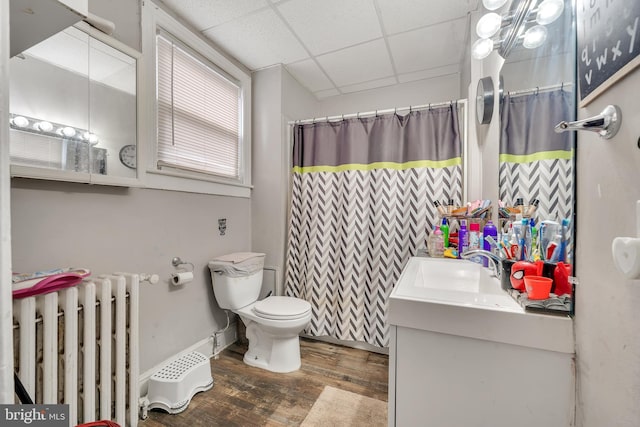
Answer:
[535,87,539,95]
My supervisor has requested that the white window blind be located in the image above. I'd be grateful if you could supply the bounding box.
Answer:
[156,32,241,179]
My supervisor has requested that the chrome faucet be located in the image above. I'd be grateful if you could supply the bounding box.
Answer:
[461,249,503,279]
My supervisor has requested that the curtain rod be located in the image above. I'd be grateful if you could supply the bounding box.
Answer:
[507,82,573,97]
[288,99,467,125]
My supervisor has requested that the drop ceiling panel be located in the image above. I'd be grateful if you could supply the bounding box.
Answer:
[285,59,334,92]
[276,0,382,55]
[203,8,308,70]
[377,0,477,35]
[316,38,393,87]
[340,76,397,94]
[398,64,460,83]
[160,0,269,31]
[389,17,468,75]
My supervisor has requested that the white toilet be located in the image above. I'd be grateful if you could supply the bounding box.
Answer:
[208,253,311,373]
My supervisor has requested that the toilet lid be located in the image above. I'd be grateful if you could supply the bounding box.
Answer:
[253,296,311,320]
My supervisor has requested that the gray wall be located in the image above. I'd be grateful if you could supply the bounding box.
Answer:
[574,67,640,426]
[11,179,251,371]
[251,65,317,293]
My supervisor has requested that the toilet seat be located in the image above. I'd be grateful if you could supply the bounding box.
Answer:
[252,296,311,320]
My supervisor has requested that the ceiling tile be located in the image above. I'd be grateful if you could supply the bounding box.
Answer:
[377,0,477,35]
[314,88,341,99]
[276,0,382,55]
[203,8,308,70]
[285,59,334,92]
[398,64,460,83]
[339,76,397,94]
[160,0,268,31]
[388,18,467,75]
[316,39,393,87]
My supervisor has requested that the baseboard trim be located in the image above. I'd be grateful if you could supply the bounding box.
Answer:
[301,334,389,355]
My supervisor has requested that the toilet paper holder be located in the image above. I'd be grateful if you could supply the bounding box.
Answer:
[171,257,194,273]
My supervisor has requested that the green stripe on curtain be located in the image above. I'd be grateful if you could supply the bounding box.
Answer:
[499,149,574,164]
[292,157,462,174]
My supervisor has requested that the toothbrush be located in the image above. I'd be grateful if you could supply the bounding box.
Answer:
[557,218,570,262]
[519,218,528,261]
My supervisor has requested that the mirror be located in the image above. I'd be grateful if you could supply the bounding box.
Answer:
[496,0,576,264]
[9,25,137,181]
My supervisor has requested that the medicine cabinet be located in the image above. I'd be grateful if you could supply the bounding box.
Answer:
[8,22,140,186]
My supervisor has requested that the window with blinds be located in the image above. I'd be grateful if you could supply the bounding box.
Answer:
[156,32,242,179]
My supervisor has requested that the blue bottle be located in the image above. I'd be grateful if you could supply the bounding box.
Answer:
[482,220,498,267]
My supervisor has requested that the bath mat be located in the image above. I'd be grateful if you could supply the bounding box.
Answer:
[300,386,387,427]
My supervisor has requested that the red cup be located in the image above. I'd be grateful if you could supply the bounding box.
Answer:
[524,276,553,300]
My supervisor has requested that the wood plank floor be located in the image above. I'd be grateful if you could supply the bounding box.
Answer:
[140,338,389,427]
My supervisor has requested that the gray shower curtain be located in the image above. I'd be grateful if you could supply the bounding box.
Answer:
[499,89,574,222]
[285,106,462,347]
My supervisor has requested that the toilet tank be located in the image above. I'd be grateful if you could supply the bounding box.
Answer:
[210,270,263,310]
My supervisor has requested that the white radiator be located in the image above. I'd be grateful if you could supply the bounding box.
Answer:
[12,273,140,427]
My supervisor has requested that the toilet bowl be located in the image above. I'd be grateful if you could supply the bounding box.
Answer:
[208,254,311,373]
[236,296,311,372]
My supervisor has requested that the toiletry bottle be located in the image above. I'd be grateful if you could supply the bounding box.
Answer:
[433,200,447,217]
[526,199,539,217]
[458,220,468,258]
[447,198,456,215]
[440,218,449,248]
[515,197,524,214]
[468,222,482,264]
[482,220,498,267]
[433,228,445,258]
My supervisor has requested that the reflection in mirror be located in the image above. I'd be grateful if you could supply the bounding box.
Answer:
[9,26,137,180]
[497,0,576,264]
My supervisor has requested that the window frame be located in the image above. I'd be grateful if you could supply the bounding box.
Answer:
[141,1,252,197]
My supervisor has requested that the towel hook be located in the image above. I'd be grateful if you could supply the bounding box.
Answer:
[554,104,622,140]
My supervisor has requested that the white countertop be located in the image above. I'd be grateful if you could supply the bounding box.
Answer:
[389,257,574,354]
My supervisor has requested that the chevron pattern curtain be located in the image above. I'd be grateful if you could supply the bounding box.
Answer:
[285,106,462,347]
[499,89,574,222]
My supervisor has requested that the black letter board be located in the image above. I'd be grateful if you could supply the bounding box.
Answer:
[577,0,640,106]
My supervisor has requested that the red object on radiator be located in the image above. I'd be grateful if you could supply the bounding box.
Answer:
[76,421,120,427]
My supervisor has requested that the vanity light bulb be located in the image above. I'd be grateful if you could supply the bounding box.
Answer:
[476,13,502,39]
[11,116,29,128]
[523,25,548,49]
[536,0,564,25]
[35,121,53,132]
[61,126,76,138]
[482,0,508,11]
[471,38,494,60]
[83,132,99,144]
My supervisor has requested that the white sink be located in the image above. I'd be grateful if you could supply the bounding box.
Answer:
[389,257,573,353]
[392,257,522,312]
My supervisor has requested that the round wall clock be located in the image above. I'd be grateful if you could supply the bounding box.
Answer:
[476,76,495,125]
[119,144,137,169]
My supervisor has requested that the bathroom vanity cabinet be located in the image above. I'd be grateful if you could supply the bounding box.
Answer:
[388,257,575,427]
